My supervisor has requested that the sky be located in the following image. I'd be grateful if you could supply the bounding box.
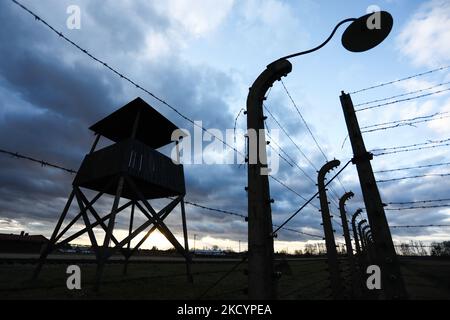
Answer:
[0,0,450,253]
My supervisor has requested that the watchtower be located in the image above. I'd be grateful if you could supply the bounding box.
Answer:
[33,97,192,288]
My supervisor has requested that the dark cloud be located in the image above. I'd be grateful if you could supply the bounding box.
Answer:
[84,0,170,52]
[0,0,246,245]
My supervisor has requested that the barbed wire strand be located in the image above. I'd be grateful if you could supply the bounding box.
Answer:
[0,149,77,174]
[387,198,450,205]
[386,204,450,211]
[356,87,450,112]
[355,80,450,107]
[272,160,352,235]
[374,161,450,174]
[266,132,313,182]
[350,65,450,95]
[374,143,450,156]
[372,138,450,153]
[377,172,450,183]
[263,104,318,171]
[362,112,450,134]
[390,224,450,229]
[280,79,347,194]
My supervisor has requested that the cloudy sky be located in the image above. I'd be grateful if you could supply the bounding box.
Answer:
[0,0,450,252]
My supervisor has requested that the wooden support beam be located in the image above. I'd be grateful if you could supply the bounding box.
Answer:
[75,189,100,260]
[32,190,75,280]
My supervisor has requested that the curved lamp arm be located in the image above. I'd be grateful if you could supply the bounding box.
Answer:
[279,18,356,61]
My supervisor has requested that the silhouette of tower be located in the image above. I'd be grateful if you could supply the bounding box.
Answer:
[33,97,192,288]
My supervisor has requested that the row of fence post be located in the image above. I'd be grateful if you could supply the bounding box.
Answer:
[245,57,406,299]
[308,92,407,300]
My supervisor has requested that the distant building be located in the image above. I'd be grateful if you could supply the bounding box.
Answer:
[0,231,48,253]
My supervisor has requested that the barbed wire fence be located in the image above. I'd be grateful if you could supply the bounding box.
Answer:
[1,0,449,299]
[349,63,450,263]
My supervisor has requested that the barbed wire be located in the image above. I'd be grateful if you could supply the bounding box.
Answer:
[377,172,450,183]
[0,149,76,174]
[356,87,450,112]
[372,138,450,156]
[183,201,247,219]
[387,198,450,205]
[390,224,450,229]
[350,65,450,95]
[332,217,343,229]
[266,122,339,203]
[373,138,450,152]
[278,80,349,199]
[355,81,450,107]
[263,104,318,171]
[328,190,342,209]
[280,79,328,162]
[374,161,450,174]
[270,175,315,206]
[268,175,334,236]
[274,225,324,239]
[185,200,323,238]
[386,204,450,211]
[272,160,352,235]
[233,108,245,149]
[11,0,244,159]
[362,111,450,130]
[266,132,313,183]
[270,145,295,168]
[269,176,340,237]
[375,143,450,156]
[362,112,450,134]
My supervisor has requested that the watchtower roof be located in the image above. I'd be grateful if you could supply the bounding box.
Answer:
[89,97,179,149]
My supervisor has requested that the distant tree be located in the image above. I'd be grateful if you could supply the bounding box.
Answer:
[399,243,412,256]
[443,241,450,256]
[316,243,326,255]
[431,242,443,256]
[431,241,450,256]
[304,244,317,255]
[410,241,427,256]
[294,249,303,256]
[337,243,346,255]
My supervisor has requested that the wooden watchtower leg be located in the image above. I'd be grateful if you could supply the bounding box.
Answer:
[180,198,193,283]
[32,190,75,280]
[95,176,125,291]
[123,201,135,275]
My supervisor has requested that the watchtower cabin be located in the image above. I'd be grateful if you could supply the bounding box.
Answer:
[33,97,192,288]
[75,97,185,199]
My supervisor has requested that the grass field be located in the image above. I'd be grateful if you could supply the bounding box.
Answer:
[0,257,448,299]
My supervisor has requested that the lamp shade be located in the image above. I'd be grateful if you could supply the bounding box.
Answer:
[342,11,393,52]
